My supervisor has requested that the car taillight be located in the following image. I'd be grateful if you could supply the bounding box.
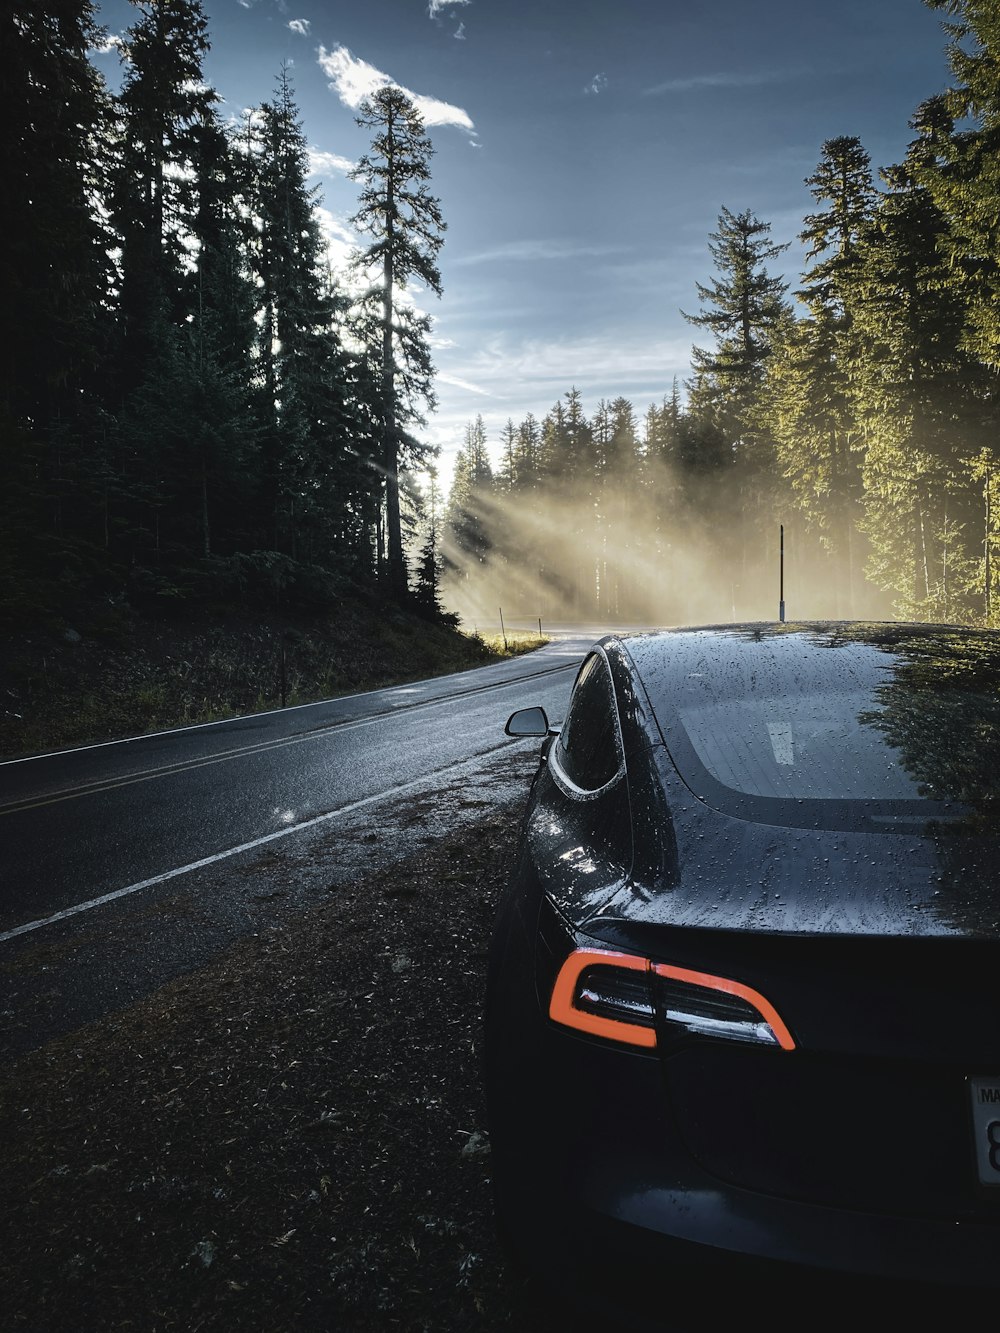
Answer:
[549,948,795,1051]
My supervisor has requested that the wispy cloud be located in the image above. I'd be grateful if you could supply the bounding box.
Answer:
[454,21,466,40]
[428,0,471,16]
[461,332,691,391]
[315,207,358,274]
[584,72,608,96]
[644,69,800,95]
[90,33,122,54]
[452,239,624,268]
[287,18,310,35]
[425,331,693,472]
[438,372,492,397]
[308,147,355,177]
[317,44,474,131]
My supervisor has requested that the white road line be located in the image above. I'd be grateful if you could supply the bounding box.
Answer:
[0,648,576,768]
[0,742,524,944]
[0,661,578,816]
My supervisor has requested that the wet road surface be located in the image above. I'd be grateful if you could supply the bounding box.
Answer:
[0,638,592,1055]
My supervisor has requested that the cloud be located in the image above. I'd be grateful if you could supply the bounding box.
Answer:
[644,70,798,95]
[91,34,122,54]
[584,72,608,96]
[452,239,624,268]
[438,372,492,397]
[315,207,358,275]
[317,44,474,131]
[424,331,694,486]
[428,0,470,16]
[308,147,356,177]
[454,21,466,39]
[287,18,310,35]
[459,332,692,393]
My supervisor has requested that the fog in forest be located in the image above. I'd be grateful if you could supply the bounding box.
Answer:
[439,466,896,632]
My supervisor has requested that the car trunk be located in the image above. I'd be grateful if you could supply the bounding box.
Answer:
[581,920,1000,1221]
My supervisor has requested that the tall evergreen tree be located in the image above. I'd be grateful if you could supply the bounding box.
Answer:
[850,162,987,617]
[683,207,791,580]
[683,207,790,438]
[799,136,878,321]
[350,87,445,598]
[413,467,448,619]
[497,419,517,493]
[0,0,113,609]
[767,138,877,609]
[443,417,494,576]
[912,0,1000,368]
[110,0,215,395]
[250,72,365,571]
[512,413,541,492]
[1,0,111,428]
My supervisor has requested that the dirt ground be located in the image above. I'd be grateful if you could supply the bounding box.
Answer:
[0,805,562,1332]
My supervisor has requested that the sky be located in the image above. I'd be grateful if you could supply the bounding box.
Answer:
[91,0,954,491]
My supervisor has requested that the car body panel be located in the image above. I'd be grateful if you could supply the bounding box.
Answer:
[485,622,1000,1309]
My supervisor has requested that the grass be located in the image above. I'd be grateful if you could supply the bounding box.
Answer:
[474,631,550,658]
[0,609,550,760]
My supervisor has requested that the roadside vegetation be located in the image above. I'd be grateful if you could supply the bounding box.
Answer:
[0,598,546,760]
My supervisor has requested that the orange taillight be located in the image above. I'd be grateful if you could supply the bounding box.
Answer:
[549,948,796,1051]
[549,948,657,1048]
[652,962,796,1051]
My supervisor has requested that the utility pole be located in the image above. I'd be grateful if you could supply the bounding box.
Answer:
[779,524,785,623]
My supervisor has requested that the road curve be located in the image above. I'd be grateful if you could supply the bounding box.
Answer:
[0,638,592,941]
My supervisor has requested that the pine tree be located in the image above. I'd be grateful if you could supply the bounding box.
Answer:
[538,400,569,481]
[0,0,113,610]
[683,207,790,439]
[1,0,111,428]
[683,207,790,580]
[912,0,1000,368]
[766,138,877,609]
[849,162,988,617]
[497,420,517,493]
[250,71,364,572]
[111,0,216,395]
[512,414,541,492]
[413,468,450,619]
[799,136,878,320]
[350,87,446,598]
[443,417,494,575]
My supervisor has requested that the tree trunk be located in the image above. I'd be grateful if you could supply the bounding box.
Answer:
[201,455,211,558]
[382,120,407,600]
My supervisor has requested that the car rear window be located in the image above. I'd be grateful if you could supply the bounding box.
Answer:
[677,692,920,801]
[624,626,1000,820]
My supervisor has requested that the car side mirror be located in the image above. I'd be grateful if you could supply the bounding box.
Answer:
[505,706,551,737]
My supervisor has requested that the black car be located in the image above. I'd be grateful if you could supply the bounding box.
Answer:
[486,623,1000,1323]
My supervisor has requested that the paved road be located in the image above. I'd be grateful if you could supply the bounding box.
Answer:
[0,639,599,1056]
[0,638,592,942]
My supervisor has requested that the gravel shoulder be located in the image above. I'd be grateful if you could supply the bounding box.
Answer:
[0,801,559,1331]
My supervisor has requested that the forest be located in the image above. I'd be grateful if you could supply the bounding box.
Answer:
[2,0,445,630]
[4,1,1000,637]
[442,0,1000,628]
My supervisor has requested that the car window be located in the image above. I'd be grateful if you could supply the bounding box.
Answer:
[554,653,622,792]
[625,625,1000,827]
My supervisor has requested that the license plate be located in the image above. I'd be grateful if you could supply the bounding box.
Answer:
[970,1078,1000,1186]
